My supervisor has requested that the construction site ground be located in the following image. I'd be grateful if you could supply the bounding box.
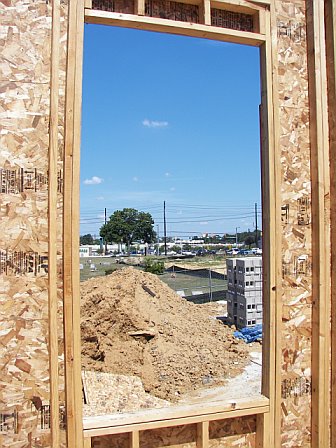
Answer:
[81,267,262,417]
[79,255,227,282]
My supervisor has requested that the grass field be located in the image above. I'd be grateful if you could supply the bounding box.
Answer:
[160,271,227,297]
[79,257,123,282]
[79,256,227,301]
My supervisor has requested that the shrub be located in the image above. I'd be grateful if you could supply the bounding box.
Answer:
[144,258,165,275]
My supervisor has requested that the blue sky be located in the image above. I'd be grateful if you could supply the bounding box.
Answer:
[80,24,262,238]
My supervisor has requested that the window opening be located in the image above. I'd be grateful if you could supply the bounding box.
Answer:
[80,24,263,419]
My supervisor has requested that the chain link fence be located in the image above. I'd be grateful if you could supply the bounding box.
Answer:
[160,266,227,303]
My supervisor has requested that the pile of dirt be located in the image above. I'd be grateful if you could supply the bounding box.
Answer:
[81,267,249,402]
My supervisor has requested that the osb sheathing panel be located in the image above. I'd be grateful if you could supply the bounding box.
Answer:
[140,425,197,447]
[209,416,256,447]
[275,0,312,446]
[0,0,65,446]
[0,0,327,447]
[92,432,130,448]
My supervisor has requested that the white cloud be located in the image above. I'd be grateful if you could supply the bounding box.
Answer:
[142,119,168,128]
[133,176,139,182]
[96,196,104,201]
[83,176,103,185]
[199,221,209,225]
[165,172,171,177]
[170,187,176,191]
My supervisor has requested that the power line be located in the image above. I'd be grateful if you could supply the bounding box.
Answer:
[80,202,261,212]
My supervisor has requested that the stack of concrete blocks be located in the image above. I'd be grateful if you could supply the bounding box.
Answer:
[226,258,238,326]
[226,257,262,329]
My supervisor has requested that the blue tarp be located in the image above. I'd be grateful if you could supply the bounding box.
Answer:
[234,324,262,343]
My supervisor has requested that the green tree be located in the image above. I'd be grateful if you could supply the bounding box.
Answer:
[171,245,182,254]
[100,208,156,252]
[244,235,255,248]
[80,233,94,245]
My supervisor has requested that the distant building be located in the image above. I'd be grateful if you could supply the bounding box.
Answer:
[226,257,262,329]
[79,246,92,257]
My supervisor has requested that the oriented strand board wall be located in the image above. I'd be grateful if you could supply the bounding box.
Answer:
[0,0,334,447]
[275,1,313,446]
[0,0,66,446]
[208,416,256,447]
[0,0,52,445]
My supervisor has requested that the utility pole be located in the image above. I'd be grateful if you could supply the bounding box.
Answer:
[163,201,167,256]
[255,202,258,246]
[104,207,107,254]
[157,225,160,256]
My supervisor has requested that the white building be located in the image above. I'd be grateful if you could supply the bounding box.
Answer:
[226,257,262,329]
[79,246,92,257]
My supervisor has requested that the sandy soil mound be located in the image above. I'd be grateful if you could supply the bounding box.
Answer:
[81,267,249,402]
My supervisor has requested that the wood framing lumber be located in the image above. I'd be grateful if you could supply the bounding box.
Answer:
[84,9,266,46]
[196,421,209,448]
[255,9,265,34]
[63,0,85,446]
[73,1,85,443]
[248,0,270,4]
[129,431,140,448]
[259,6,281,448]
[48,0,61,446]
[307,0,331,446]
[83,409,268,438]
[2,0,335,446]
[151,0,203,4]
[84,438,92,448]
[211,0,266,14]
[255,412,270,447]
[325,2,336,446]
[83,396,268,430]
[136,0,146,15]
[83,398,269,437]
[201,0,211,25]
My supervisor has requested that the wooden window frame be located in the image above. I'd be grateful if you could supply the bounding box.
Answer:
[62,0,280,446]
